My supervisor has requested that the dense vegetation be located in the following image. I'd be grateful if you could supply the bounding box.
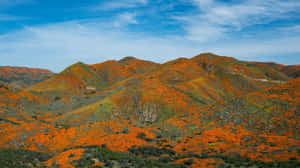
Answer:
[0,148,51,168]
[0,66,53,89]
[0,53,299,167]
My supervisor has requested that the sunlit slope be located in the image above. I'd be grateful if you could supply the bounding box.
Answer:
[1,53,300,168]
[55,53,297,124]
[28,53,294,97]
[202,76,300,138]
[0,82,42,123]
[29,62,107,95]
[29,57,158,96]
[89,56,159,85]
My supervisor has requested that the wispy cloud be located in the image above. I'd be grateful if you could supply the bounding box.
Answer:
[113,12,139,27]
[0,20,300,72]
[0,0,299,71]
[278,25,300,34]
[178,0,300,41]
[92,0,148,11]
[0,22,199,72]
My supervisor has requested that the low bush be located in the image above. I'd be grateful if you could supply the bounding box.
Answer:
[0,148,51,168]
[73,146,183,168]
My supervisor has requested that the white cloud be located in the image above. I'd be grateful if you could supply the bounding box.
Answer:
[190,0,214,9]
[113,12,139,27]
[0,1,300,71]
[0,20,300,72]
[184,23,225,41]
[278,25,300,34]
[0,22,199,72]
[179,0,300,41]
[92,0,148,11]
[212,36,300,58]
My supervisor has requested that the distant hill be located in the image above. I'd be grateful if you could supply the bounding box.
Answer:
[0,66,54,89]
[248,62,300,78]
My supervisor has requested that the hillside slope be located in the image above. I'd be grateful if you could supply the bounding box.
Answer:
[0,66,53,88]
[48,53,296,124]
[248,62,300,78]
[89,56,159,85]
[29,58,159,96]
[1,53,299,168]
[29,62,107,95]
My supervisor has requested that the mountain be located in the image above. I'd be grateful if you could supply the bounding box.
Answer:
[0,66,53,89]
[29,62,106,95]
[29,58,158,95]
[0,53,299,168]
[27,53,298,123]
[89,56,159,85]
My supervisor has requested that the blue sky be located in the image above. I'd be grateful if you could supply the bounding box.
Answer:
[0,0,300,72]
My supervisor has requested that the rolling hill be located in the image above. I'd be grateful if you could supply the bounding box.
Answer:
[0,66,53,89]
[32,53,297,124]
[0,53,299,168]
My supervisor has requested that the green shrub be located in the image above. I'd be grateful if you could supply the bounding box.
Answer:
[0,148,51,168]
[73,146,182,168]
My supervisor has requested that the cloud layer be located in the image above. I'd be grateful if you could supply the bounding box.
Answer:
[178,0,300,41]
[0,0,299,72]
[92,0,148,11]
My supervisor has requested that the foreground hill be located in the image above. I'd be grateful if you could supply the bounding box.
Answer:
[0,66,53,89]
[0,53,299,168]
